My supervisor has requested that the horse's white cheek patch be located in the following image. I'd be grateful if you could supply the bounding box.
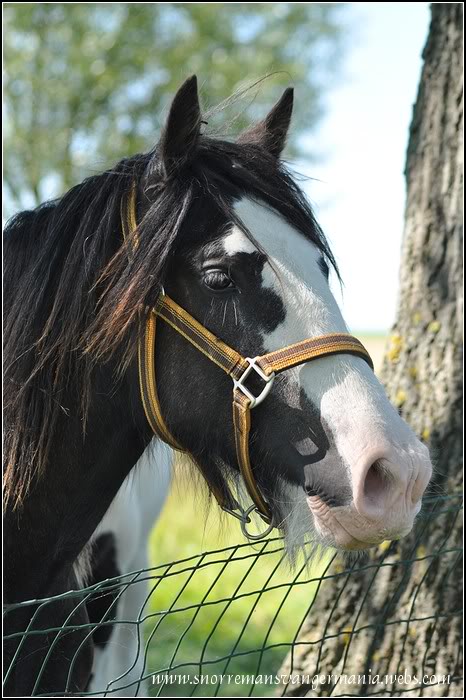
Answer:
[226,197,348,361]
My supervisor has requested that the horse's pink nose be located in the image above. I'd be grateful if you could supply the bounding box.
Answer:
[307,440,432,549]
[351,442,432,530]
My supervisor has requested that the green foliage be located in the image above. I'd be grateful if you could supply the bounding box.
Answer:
[4,3,345,213]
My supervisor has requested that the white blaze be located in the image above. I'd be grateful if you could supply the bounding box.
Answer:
[224,198,428,508]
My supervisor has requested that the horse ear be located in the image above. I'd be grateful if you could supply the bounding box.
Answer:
[159,75,201,176]
[237,87,294,158]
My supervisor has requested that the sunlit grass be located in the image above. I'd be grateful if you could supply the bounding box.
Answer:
[145,472,325,697]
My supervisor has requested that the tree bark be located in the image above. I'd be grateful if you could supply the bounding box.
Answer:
[277,5,463,697]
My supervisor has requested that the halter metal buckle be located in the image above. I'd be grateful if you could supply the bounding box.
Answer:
[221,504,275,541]
[233,357,275,408]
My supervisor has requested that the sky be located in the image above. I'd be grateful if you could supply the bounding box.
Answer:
[299,2,431,334]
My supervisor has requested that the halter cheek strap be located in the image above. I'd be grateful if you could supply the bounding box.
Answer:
[138,294,374,533]
[123,189,374,537]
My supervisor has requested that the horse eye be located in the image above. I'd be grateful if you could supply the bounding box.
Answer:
[203,269,234,291]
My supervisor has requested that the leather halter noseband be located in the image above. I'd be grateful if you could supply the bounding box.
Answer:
[124,189,374,539]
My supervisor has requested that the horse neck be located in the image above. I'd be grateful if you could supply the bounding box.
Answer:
[4,359,151,604]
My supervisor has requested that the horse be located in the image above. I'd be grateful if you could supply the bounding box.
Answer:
[3,75,433,696]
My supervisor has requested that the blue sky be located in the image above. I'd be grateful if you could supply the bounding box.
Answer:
[299,2,431,333]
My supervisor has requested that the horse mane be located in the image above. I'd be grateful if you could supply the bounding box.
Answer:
[3,130,338,510]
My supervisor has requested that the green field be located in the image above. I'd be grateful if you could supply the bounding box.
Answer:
[146,480,327,697]
[144,336,387,696]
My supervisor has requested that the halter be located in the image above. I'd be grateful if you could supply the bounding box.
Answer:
[123,188,374,539]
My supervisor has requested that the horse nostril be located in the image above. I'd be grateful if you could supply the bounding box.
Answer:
[305,483,341,509]
[362,460,392,515]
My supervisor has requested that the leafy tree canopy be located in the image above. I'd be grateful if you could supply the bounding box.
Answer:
[4,3,345,213]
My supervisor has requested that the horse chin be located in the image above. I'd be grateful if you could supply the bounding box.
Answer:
[267,481,396,565]
[306,495,408,552]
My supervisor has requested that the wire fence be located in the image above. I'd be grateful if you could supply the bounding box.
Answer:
[3,492,462,697]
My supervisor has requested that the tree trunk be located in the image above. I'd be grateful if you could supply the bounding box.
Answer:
[277,5,463,697]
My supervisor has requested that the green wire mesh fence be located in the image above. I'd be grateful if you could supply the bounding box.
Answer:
[3,492,462,697]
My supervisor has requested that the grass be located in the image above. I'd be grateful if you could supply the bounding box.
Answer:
[358,334,387,375]
[145,478,326,696]
[143,335,387,696]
